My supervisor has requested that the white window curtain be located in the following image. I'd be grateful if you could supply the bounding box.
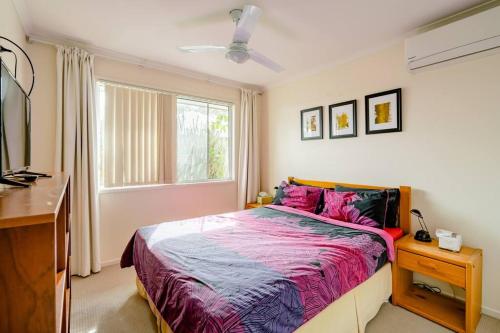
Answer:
[100,83,169,187]
[238,89,260,209]
[55,46,100,277]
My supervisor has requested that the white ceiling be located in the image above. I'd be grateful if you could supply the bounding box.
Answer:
[14,0,484,88]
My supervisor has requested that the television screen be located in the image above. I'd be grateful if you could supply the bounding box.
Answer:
[0,60,31,174]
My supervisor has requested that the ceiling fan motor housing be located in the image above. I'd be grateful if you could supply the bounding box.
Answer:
[225,42,249,64]
[229,8,243,23]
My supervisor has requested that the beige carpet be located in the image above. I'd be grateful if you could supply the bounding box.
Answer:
[71,265,499,333]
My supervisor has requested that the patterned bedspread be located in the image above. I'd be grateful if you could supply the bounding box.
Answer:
[121,205,395,333]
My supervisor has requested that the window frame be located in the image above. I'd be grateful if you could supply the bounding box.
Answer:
[175,95,234,184]
[95,79,235,191]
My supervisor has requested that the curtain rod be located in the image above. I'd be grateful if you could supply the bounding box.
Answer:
[27,34,264,94]
[97,78,238,106]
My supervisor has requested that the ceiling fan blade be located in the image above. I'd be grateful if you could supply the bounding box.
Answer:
[233,5,262,43]
[248,50,284,72]
[178,45,226,53]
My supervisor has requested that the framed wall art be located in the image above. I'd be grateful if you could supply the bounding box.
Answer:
[329,100,357,139]
[301,106,323,140]
[365,88,402,134]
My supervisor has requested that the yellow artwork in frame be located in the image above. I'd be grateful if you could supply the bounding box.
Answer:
[336,113,349,129]
[365,88,402,134]
[301,106,323,140]
[329,100,357,139]
[374,102,391,124]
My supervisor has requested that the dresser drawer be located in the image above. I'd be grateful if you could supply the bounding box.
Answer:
[398,250,465,287]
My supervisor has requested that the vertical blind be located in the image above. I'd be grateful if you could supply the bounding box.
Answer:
[97,81,233,188]
[99,82,169,187]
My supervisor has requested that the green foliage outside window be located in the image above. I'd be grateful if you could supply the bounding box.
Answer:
[177,98,231,183]
[208,112,229,179]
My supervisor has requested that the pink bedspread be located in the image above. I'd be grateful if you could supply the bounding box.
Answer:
[121,205,394,333]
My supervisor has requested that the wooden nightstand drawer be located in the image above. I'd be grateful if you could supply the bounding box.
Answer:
[245,203,264,209]
[398,250,465,287]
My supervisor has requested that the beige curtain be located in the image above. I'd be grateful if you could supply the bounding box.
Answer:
[237,89,260,209]
[55,46,100,277]
[101,83,169,187]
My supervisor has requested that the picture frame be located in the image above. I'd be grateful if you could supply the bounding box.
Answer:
[365,88,402,134]
[329,100,357,139]
[301,106,323,140]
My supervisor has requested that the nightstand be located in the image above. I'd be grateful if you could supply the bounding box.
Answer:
[245,202,265,209]
[392,235,482,333]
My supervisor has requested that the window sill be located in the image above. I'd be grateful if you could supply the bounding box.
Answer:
[99,179,236,194]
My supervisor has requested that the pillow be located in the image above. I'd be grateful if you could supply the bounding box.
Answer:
[335,185,400,228]
[272,181,323,213]
[320,189,388,229]
[384,227,404,241]
[289,179,334,214]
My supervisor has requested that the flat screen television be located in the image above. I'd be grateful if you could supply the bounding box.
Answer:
[0,58,31,175]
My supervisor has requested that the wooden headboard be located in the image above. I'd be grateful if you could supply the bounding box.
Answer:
[288,177,412,234]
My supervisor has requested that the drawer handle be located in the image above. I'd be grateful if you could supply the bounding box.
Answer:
[417,261,437,270]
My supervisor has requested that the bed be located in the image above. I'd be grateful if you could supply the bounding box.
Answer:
[121,177,411,333]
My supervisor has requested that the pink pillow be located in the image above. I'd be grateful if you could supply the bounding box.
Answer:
[320,190,383,228]
[275,182,323,213]
[320,190,356,222]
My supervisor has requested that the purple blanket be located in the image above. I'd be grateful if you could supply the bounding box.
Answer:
[121,205,394,333]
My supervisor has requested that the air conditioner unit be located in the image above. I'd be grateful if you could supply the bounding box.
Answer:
[406,5,500,70]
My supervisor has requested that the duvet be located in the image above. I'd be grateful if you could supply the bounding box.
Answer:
[121,205,395,333]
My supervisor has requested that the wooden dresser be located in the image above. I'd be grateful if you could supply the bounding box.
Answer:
[0,174,71,333]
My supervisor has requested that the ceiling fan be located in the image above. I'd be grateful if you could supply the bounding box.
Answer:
[178,5,284,73]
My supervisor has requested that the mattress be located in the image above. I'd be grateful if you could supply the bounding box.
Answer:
[121,205,395,333]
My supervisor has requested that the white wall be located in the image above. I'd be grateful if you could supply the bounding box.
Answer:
[27,42,57,172]
[0,0,28,87]
[23,42,241,264]
[261,42,500,317]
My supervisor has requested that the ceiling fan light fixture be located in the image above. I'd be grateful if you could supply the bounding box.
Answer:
[225,42,249,64]
[225,49,249,64]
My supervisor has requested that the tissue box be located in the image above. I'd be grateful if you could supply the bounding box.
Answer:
[257,196,273,204]
[437,233,462,252]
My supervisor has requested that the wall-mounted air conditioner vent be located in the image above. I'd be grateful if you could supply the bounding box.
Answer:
[406,6,500,70]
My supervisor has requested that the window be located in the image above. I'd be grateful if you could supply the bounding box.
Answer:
[96,81,233,189]
[176,98,232,183]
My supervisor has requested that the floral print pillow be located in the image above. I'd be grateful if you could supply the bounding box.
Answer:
[335,186,400,228]
[272,181,323,213]
[320,190,388,229]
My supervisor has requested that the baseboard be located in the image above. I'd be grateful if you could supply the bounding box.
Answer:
[426,290,500,320]
[482,305,500,319]
[101,258,120,267]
